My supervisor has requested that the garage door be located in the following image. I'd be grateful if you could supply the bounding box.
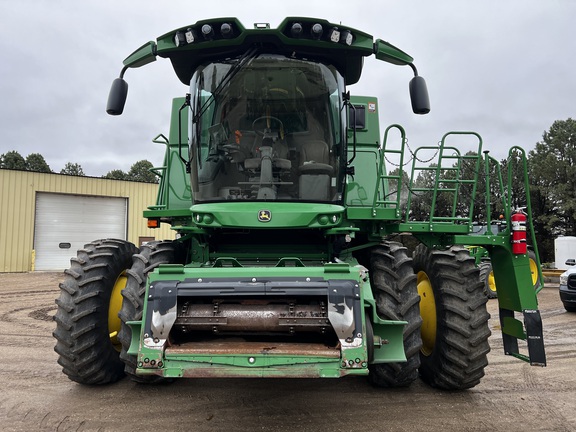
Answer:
[34,192,127,270]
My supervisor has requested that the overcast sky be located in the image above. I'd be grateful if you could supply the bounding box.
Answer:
[1,1,575,176]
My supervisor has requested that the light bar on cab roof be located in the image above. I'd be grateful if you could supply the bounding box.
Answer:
[287,21,354,46]
[171,20,242,47]
[170,18,356,50]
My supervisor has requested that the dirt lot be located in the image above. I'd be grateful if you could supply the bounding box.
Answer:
[0,272,575,432]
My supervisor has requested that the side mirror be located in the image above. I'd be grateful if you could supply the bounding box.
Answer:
[565,259,576,266]
[106,78,128,115]
[409,75,430,115]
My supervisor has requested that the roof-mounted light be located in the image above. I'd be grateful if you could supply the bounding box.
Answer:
[220,22,233,38]
[340,29,353,46]
[174,28,197,47]
[290,22,303,38]
[328,27,340,43]
[311,23,323,40]
[185,28,196,43]
[201,24,214,40]
[174,31,186,47]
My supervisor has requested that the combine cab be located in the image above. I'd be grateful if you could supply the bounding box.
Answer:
[54,17,545,390]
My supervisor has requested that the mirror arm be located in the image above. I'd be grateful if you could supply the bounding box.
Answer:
[119,65,129,79]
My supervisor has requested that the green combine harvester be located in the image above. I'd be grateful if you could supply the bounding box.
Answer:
[53,17,546,390]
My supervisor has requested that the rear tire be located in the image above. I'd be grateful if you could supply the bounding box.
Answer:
[527,250,541,289]
[479,261,497,299]
[118,240,183,383]
[413,244,491,390]
[367,242,423,388]
[563,303,576,313]
[480,250,541,299]
[53,239,138,385]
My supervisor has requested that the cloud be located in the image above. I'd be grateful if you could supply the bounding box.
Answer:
[1,0,575,176]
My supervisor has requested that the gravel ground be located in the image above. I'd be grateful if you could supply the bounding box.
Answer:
[0,271,575,432]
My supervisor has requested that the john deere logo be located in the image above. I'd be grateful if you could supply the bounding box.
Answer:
[258,210,271,222]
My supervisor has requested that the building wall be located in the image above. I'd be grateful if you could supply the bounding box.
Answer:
[0,169,176,272]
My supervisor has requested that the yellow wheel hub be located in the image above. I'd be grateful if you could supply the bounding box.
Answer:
[529,257,538,286]
[487,269,497,294]
[417,271,437,357]
[108,272,127,350]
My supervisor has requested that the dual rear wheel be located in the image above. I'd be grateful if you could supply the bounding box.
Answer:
[53,239,181,385]
[368,242,491,390]
[53,239,138,384]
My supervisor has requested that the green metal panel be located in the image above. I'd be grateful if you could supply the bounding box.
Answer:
[123,41,156,68]
[148,98,192,215]
[154,17,376,85]
[346,148,379,208]
[121,17,417,86]
[374,39,414,65]
[190,202,344,229]
[345,97,392,216]
[361,282,407,363]
[487,247,539,311]
[127,262,410,378]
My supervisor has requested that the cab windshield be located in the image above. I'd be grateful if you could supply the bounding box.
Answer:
[189,54,345,203]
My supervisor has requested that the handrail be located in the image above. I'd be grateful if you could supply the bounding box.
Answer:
[506,146,544,292]
[404,132,482,226]
[153,133,169,144]
[372,124,407,218]
[152,133,171,209]
[483,152,503,235]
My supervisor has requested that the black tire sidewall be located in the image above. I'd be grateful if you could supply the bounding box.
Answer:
[53,239,138,385]
[413,244,490,390]
[118,240,182,382]
[367,242,422,387]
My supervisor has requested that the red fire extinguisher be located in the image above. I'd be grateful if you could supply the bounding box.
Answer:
[511,209,527,254]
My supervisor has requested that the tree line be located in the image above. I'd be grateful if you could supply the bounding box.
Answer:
[0,150,158,183]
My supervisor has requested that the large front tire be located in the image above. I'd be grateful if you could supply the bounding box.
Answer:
[413,244,491,390]
[53,239,138,385]
[367,242,423,387]
[118,240,183,383]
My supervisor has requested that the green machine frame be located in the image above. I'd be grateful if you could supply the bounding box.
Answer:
[109,17,545,380]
